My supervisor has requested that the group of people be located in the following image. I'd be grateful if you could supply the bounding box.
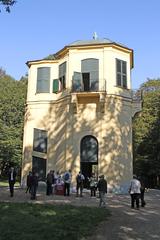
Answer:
[8,167,38,200]
[8,166,146,209]
[45,169,72,197]
[25,169,108,206]
[75,172,107,207]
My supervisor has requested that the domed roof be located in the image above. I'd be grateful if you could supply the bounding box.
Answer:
[68,38,113,46]
[67,38,128,48]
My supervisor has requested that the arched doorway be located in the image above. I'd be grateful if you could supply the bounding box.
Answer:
[80,135,98,187]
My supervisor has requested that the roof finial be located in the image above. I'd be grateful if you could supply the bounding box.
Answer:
[93,32,98,40]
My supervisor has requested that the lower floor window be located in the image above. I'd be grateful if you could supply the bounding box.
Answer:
[32,156,46,181]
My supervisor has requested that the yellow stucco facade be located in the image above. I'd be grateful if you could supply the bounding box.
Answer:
[22,39,141,193]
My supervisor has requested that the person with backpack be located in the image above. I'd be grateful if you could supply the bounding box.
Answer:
[63,169,72,196]
[76,171,85,197]
[89,173,97,197]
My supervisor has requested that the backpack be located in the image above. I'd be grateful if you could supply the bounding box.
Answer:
[64,172,70,181]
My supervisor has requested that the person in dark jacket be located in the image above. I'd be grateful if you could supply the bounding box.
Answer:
[139,177,146,207]
[8,167,17,197]
[30,171,38,200]
[46,170,54,196]
[97,175,107,207]
[26,171,32,193]
[76,171,85,197]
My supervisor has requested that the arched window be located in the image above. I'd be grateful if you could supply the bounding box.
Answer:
[80,135,98,163]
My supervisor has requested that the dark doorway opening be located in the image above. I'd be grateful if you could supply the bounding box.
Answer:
[81,162,98,188]
[80,135,98,188]
[32,156,46,181]
[82,73,90,91]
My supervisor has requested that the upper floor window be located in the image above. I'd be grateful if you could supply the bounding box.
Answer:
[116,59,127,88]
[36,67,50,93]
[59,62,66,90]
[72,58,99,92]
[33,128,47,153]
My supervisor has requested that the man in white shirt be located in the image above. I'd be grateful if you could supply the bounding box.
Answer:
[129,175,141,209]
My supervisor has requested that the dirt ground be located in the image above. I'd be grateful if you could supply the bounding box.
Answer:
[87,189,160,240]
[0,186,160,240]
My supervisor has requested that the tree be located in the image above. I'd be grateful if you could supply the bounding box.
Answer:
[133,78,160,188]
[0,71,27,178]
[0,0,16,12]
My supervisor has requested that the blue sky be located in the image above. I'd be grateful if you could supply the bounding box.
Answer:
[0,0,160,89]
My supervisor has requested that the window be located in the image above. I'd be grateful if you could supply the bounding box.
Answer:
[32,156,46,181]
[33,128,47,153]
[116,59,127,88]
[36,67,50,93]
[81,58,99,91]
[80,135,98,163]
[72,58,99,92]
[59,62,66,90]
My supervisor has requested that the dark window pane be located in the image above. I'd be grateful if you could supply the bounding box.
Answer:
[59,62,66,77]
[117,73,122,86]
[59,62,66,90]
[33,128,47,153]
[122,61,126,74]
[81,58,99,91]
[81,59,99,71]
[90,71,99,91]
[72,72,83,91]
[116,59,121,73]
[37,67,50,93]
[62,76,66,89]
[81,136,98,163]
[32,156,46,181]
[116,59,127,88]
[123,75,127,88]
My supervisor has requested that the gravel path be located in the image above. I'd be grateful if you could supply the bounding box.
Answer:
[88,189,160,240]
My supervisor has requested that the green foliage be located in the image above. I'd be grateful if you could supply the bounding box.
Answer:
[0,0,16,12]
[0,203,110,240]
[133,78,160,186]
[0,71,27,177]
[43,54,56,60]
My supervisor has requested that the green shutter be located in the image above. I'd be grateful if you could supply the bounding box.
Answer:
[53,79,59,93]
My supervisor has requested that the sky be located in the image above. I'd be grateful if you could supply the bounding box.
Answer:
[0,0,160,89]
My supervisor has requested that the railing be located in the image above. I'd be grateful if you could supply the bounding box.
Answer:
[71,79,107,93]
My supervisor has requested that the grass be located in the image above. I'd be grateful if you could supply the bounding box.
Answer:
[0,202,110,240]
[0,181,20,187]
